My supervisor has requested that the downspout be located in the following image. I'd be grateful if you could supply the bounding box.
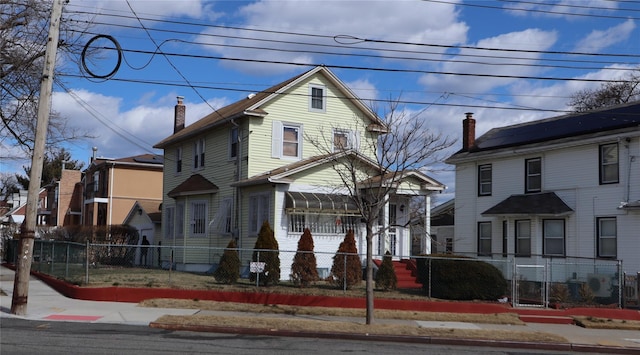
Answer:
[231,119,242,250]
[108,162,115,226]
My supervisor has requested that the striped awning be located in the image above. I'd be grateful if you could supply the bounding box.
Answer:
[285,191,359,214]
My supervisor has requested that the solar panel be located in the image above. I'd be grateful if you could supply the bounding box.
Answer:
[474,103,640,151]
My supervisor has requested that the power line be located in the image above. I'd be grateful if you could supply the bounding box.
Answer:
[59,73,572,114]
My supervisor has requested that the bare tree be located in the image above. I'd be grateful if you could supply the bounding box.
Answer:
[1,0,91,158]
[308,98,454,324]
[569,70,640,112]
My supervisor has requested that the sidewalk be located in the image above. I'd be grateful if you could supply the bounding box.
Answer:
[1,265,639,353]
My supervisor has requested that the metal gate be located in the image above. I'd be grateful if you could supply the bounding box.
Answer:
[513,263,548,308]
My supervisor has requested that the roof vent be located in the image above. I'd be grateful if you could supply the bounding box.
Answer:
[247,93,256,99]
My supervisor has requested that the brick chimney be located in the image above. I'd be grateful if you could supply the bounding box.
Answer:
[174,96,185,134]
[462,112,475,151]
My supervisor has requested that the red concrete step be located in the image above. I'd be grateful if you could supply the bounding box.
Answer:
[374,259,422,289]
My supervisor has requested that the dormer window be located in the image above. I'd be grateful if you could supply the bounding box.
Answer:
[309,84,326,112]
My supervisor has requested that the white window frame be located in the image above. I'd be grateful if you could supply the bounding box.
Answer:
[597,217,617,258]
[525,157,541,193]
[190,200,208,237]
[543,219,565,257]
[599,143,619,184]
[248,192,270,234]
[164,206,175,239]
[229,127,238,159]
[478,164,492,196]
[193,138,205,170]
[309,84,326,112]
[478,221,492,256]
[176,202,185,238]
[272,121,302,159]
[333,129,360,152]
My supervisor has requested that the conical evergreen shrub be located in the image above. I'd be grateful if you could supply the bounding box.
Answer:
[213,239,240,284]
[330,229,361,289]
[290,228,319,287]
[375,251,397,291]
[250,220,280,286]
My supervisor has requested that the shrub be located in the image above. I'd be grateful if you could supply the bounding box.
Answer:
[213,239,240,284]
[330,229,361,289]
[416,254,507,301]
[550,283,571,305]
[290,228,319,287]
[250,221,280,286]
[579,282,595,304]
[375,251,397,291]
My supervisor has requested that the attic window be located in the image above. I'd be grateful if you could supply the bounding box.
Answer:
[309,84,326,112]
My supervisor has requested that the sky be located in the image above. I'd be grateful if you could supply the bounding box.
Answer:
[2,0,639,204]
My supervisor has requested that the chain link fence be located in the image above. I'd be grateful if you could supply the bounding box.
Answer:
[3,239,633,308]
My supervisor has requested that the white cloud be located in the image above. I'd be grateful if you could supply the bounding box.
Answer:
[197,0,468,75]
[419,29,558,93]
[573,19,636,53]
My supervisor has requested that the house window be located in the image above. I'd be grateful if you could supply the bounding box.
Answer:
[190,200,207,237]
[229,127,238,159]
[176,202,185,238]
[478,221,492,256]
[599,143,619,184]
[543,219,565,256]
[193,138,205,169]
[525,158,541,193]
[165,206,175,238]
[272,121,302,159]
[333,129,350,151]
[309,84,326,112]
[502,220,508,257]
[248,192,270,234]
[288,213,359,235]
[597,217,617,258]
[478,164,492,196]
[445,238,453,254]
[93,171,99,192]
[175,147,182,173]
[515,220,531,257]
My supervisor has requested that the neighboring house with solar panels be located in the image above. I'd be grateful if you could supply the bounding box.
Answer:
[154,66,445,277]
[445,102,640,274]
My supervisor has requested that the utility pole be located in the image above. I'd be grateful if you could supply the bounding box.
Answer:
[11,0,65,316]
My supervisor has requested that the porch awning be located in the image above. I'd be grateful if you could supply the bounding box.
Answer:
[482,192,574,216]
[285,192,359,214]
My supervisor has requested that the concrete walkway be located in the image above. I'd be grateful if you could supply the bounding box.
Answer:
[1,265,639,353]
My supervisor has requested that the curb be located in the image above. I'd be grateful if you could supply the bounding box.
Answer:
[148,322,639,354]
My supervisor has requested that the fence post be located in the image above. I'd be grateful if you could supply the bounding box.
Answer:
[343,253,347,293]
[428,257,432,298]
[65,242,70,278]
[618,260,623,309]
[50,241,55,275]
[512,258,517,307]
[255,251,260,287]
[85,240,89,285]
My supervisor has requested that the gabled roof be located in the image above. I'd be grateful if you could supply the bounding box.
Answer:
[125,200,162,224]
[167,174,219,198]
[231,150,377,187]
[449,102,640,161]
[154,66,387,149]
[481,192,573,216]
[358,170,445,192]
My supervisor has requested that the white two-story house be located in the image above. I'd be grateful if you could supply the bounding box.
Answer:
[154,66,444,278]
[445,103,640,276]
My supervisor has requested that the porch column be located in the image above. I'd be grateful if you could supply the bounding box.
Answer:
[424,194,431,255]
